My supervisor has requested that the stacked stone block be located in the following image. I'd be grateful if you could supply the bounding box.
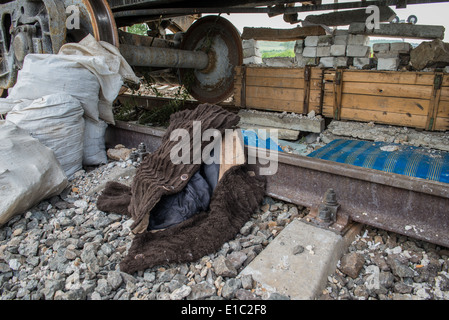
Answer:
[373,42,412,71]
[243,39,263,65]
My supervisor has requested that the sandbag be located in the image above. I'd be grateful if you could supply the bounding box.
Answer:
[59,34,141,124]
[6,94,85,179]
[0,121,68,227]
[7,53,101,121]
[83,117,108,166]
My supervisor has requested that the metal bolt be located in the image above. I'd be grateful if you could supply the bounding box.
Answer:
[319,204,332,223]
[324,188,338,206]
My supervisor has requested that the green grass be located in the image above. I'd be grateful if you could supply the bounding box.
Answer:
[262,49,295,59]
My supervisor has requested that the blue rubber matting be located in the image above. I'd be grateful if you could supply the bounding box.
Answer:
[307,139,449,184]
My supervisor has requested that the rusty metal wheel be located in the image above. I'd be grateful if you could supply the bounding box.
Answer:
[180,15,243,104]
[63,0,119,47]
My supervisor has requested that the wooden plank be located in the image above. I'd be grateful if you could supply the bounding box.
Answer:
[435,117,449,131]
[334,94,430,116]
[341,70,435,86]
[339,108,427,129]
[234,76,305,89]
[245,67,305,79]
[342,82,433,100]
[322,104,428,129]
[243,97,303,114]
[437,100,449,118]
[440,87,449,101]
[245,86,304,102]
[241,26,326,41]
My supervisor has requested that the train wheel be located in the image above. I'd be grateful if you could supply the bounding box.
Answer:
[179,15,243,104]
[63,0,119,47]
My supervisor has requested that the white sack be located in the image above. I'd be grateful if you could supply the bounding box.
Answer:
[84,117,108,166]
[6,94,85,179]
[7,54,101,121]
[59,34,140,124]
[0,121,68,227]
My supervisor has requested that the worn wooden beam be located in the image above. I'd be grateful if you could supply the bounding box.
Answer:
[241,26,326,41]
[304,6,396,27]
[349,22,445,40]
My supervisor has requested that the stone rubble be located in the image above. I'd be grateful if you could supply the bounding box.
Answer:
[0,157,448,300]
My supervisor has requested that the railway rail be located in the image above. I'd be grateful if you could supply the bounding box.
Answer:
[107,94,449,250]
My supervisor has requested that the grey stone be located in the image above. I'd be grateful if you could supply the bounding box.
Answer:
[317,35,333,46]
[377,57,400,71]
[330,44,346,56]
[339,252,365,279]
[221,278,242,299]
[316,46,331,57]
[390,42,412,52]
[213,255,238,277]
[373,43,390,52]
[410,39,449,70]
[353,57,372,69]
[187,281,216,300]
[346,45,371,57]
[170,285,191,300]
[305,36,319,47]
[107,270,123,290]
[243,56,263,65]
[303,46,318,57]
[334,35,348,45]
[347,34,369,46]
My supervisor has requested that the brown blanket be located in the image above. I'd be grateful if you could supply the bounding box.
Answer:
[97,104,266,274]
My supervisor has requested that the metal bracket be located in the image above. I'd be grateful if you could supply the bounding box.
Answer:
[305,188,352,235]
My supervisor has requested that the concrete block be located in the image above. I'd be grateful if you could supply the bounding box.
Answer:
[243,46,261,58]
[238,124,300,141]
[316,46,331,57]
[294,40,304,54]
[243,56,263,65]
[346,45,371,57]
[353,57,371,69]
[305,36,319,47]
[238,109,325,133]
[303,46,317,57]
[349,22,445,40]
[239,220,363,300]
[319,57,348,68]
[334,56,349,67]
[319,57,334,68]
[333,35,348,45]
[334,29,349,36]
[375,51,400,59]
[377,57,400,70]
[373,43,390,52]
[263,57,295,67]
[295,54,318,67]
[330,44,346,56]
[390,42,412,52]
[348,34,369,46]
[243,39,259,49]
[317,35,333,46]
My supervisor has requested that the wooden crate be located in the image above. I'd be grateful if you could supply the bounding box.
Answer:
[234,66,324,115]
[322,69,449,131]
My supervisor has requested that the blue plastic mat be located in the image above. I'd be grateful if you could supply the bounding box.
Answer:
[242,129,283,152]
[307,139,449,184]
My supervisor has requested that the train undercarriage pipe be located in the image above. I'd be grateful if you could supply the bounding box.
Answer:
[119,43,210,70]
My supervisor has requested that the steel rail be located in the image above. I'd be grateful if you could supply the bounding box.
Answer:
[105,116,449,249]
